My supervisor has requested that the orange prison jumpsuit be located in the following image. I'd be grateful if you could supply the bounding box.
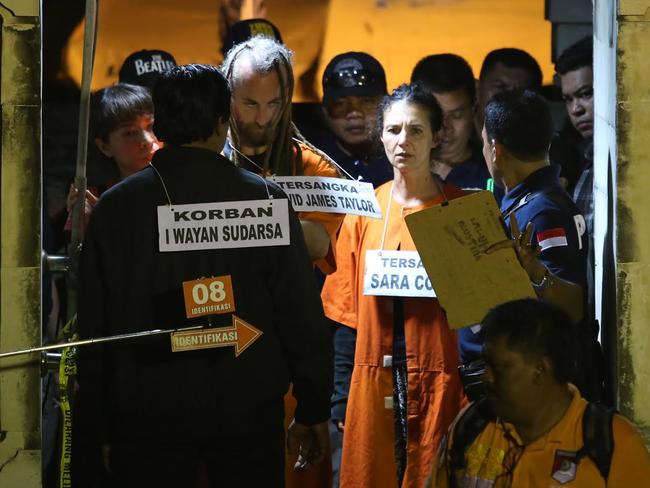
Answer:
[292,142,343,274]
[321,181,467,488]
[284,142,344,488]
[432,385,650,487]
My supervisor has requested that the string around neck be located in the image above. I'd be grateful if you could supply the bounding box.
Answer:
[149,162,174,208]
[291,137,357,181]
[379,183,394,252]
[226,141,273,200]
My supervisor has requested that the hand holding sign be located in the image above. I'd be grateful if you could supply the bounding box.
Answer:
[485,213,545,284]
[404,191,536,329]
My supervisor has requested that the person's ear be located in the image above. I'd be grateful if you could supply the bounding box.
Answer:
[215,117,229,136]
[534,357,553,385]
[431,129,441,150]
[321,104,329,120]
[95,137,113,158]
[491,139,503,163]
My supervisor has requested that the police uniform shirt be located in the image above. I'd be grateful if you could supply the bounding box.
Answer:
[459,165,587,365]
[443,147,504,205]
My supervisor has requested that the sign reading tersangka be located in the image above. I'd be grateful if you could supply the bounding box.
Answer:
[158,199,290,252]
[363,250,437,298]
[268,176,382,219]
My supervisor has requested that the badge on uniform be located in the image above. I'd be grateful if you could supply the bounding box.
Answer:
[551,449,578,484]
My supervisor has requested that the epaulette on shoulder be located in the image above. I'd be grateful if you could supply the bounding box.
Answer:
[577,401,615,481]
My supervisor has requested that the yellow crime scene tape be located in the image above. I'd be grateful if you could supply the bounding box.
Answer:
[58,317,78,488]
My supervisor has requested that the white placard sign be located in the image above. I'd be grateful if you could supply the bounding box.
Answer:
[158,199,290,252]
[363,250,436,298]
[268,176,382,219]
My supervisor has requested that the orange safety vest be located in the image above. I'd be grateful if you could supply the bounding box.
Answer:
[432,385,650,487]
[322,182,467,488]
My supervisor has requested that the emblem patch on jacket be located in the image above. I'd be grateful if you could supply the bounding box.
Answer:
[551,449,578,484]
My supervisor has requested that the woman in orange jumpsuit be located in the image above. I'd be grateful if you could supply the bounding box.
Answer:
[321,83,466,488]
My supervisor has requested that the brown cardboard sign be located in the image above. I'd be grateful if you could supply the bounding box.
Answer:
[405,191,536,329]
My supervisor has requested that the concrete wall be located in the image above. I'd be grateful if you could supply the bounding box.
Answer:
[0,0,42,485]
[595,0,650,445]
[614,0,650,443]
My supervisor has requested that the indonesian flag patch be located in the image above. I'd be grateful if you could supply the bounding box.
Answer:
[537,228,568,251]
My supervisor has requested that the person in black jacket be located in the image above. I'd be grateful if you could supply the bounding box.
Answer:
[73,64,333,488]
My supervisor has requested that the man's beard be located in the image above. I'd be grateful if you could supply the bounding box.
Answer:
[237,121,275,149]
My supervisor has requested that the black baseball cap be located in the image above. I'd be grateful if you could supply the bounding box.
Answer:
[222,18,283,57]
[322,52,387,103]
[119,49,177,91]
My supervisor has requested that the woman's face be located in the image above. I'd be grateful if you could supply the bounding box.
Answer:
[380,100,438,175]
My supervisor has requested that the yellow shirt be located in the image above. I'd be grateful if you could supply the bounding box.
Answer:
[432,385,650,487]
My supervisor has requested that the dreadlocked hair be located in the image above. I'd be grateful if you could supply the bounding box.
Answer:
[221,36,340,177]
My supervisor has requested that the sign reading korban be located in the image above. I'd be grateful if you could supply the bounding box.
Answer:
[158,199,290,252]
[268,176,382,219]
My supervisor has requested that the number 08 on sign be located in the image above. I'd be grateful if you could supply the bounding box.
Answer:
[182,275,235,319]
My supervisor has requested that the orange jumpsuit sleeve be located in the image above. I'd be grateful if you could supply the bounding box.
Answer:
[321,213,360,329]
[608,414,650,486]
[297,143,345,274]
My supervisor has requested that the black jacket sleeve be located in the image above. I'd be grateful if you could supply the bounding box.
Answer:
[75,199,115,447]
[331,321,356,422]
[268,204,334,425]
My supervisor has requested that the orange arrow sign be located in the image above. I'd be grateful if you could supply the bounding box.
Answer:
[170,315,262,357]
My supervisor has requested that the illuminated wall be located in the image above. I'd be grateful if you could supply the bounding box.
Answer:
[63,0,552,101]
[317,0,553,97]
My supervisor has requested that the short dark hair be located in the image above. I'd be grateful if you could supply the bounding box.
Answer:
[484,89,552,161]
[410,54,476,105]
[153,64,231,145]
[91,83,154,141]
[479,48,542,89]
[555,36,593,75]
[377,82,443,137]
[481,299,576,383]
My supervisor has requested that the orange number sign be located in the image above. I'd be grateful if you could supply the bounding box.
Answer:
[182,275,235,319]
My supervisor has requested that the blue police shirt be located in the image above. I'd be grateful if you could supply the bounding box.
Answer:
[458,165,588,365]
[444,147,504,205]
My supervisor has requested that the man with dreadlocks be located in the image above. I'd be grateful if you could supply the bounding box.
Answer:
[221,35,341,488]
[222,35,344,275]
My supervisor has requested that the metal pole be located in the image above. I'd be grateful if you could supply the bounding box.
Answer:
[0,325,204,360]
[67,0,98,322]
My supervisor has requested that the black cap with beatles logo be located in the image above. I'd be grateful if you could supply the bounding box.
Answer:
[322,52,387,104]
[221,18,284,57]
[118,50,178,91]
